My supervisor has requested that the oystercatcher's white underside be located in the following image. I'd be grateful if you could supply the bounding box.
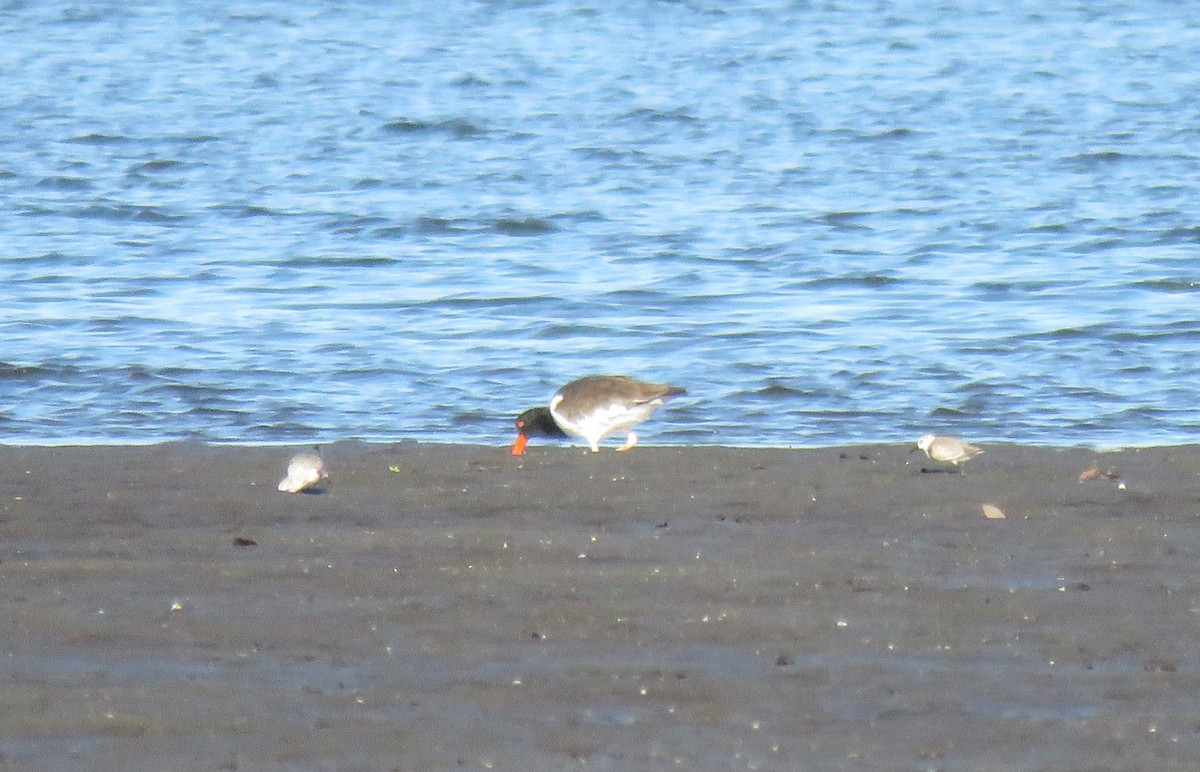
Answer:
[549,393,667,452]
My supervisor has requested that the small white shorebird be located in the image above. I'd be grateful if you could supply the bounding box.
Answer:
[913,434,984,470]
[512,375,686,454]
[278,449,329,493]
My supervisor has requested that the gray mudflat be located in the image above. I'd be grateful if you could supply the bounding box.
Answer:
[2,442,1197,770]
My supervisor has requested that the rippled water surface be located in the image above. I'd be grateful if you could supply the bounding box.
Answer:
[2,1,1199,446]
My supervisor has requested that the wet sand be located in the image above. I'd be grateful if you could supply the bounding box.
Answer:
[2,441,1199,770]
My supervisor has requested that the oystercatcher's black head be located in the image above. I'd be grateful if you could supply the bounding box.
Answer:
[511,406,567,455]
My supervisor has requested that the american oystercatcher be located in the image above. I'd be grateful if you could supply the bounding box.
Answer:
[511,375,686,455]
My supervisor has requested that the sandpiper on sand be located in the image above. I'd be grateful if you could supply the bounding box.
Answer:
[914,434,984,470]
[278,450,329,493]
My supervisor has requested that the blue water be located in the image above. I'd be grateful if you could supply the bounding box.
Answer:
[2,1,1199,447]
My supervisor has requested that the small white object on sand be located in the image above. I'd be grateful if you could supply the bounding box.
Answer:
[278,451,329,493]
[981,503,1007,519]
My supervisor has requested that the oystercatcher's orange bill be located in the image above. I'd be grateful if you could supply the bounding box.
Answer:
[510,433,529,456]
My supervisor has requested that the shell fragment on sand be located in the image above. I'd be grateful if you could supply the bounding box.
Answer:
[1078,462,1119,482]
[981,503,1007,519]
